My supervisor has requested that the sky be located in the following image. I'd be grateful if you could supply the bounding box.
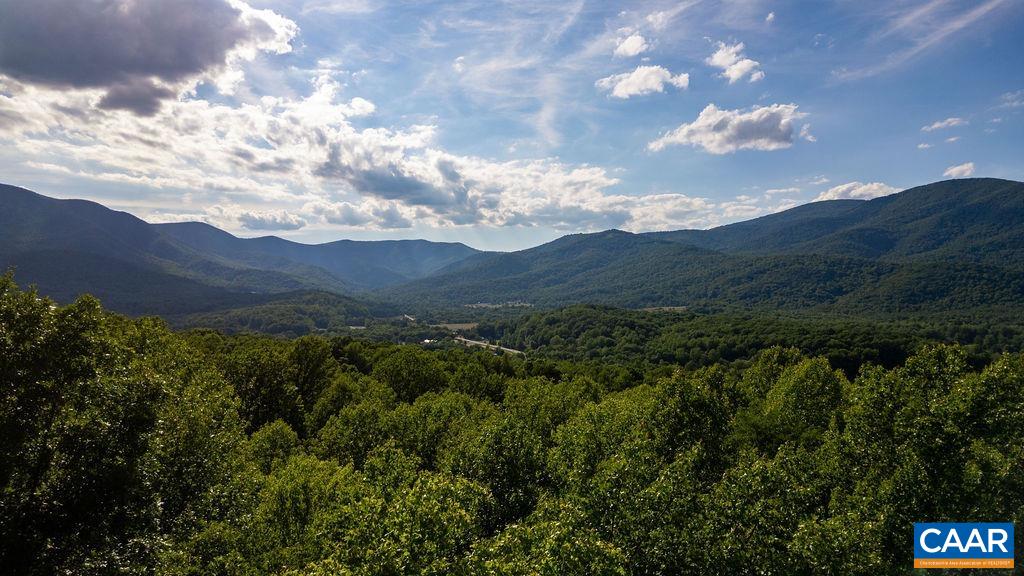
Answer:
[0,0,1021,251]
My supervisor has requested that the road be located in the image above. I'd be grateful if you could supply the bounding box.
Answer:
[453,336,524,355]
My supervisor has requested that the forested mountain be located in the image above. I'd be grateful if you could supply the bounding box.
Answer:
[650,178,1024,262]
[0,184,477,316]
[387,179,1024,317]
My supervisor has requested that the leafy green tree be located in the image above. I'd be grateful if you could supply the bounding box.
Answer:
[289,335,341,412]
[388,391,497,468]
[222,342,303,433]
[371,346,448,402]
[247,419,301,475]
[464,498,627,576]
[442,415,547,528]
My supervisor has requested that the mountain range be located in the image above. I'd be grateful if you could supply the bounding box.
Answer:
[2,178,1022,329]
[386,178,1024,317]
[0,183,476,318]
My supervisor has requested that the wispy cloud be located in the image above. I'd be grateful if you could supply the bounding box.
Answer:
[835,0,1010,81]
[999,89,1024,108]
[922,117,967,131]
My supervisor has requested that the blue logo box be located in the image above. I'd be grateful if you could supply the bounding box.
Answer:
[914,523,1014,569]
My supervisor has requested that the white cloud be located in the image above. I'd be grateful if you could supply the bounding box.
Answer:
[917,143,933,149]
[238,209,307,230]
[595,66,689,99]
[452,56,466,73]
[765,12,776,23]
[944,162,975,178]
[945,136,960,143]
[921,117,967,131]
[4,70,753,234]
[614,33,649,58]
[999,89,1024,108]
[799,123,816,142]
[765,187,800,196]
[301,0,379,14]
[649,103,808,154]
[814,181,899,201]
[645,2,698,31]
[706,41,764,84]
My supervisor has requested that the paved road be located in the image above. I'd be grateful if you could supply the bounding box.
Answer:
[453,336,524,355]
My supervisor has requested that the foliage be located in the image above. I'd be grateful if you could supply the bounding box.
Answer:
[2,274,1023,574]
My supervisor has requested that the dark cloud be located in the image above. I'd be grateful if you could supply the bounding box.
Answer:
[316,145,484,224]
[97,78,177,116]
[0,0,277,114]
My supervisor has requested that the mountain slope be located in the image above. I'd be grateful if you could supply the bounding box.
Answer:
[0,184,479,318]
[651,178,1024,262]
[0,184,349,306]
[387,179,1024,316]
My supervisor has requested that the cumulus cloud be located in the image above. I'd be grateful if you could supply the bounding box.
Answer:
[648,103,808,154]
[614,33,650,58]
[944,162,975,178]
[765,12,776,23]
[814,182,899,201]
[239,210,307,230]
[0,0,296,115]
[595,66,689,99]
[7,68,726,233]
[921,117,967,131]
[706,42,765,84]
[0,8,816,237]
[917,143,933,149]
[307,200,374,227]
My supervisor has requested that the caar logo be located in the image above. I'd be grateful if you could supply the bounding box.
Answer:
[914,523,1014,569]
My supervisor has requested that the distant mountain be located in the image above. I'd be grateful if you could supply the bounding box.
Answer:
[155,221,479,289]
[4,178,1022,326]
[0,184,478,317]
[387,179,1024,317]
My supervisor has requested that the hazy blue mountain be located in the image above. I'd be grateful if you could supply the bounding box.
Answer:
[155,221,480,289]
[0,184,477,317]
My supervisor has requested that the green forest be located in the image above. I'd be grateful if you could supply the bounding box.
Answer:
[2,273,1022,575]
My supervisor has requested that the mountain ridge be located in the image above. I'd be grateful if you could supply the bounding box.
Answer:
[385,178,1024,316]
[3,178,1022,324]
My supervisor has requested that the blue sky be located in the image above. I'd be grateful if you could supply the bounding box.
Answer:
[0,0,1021,250]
